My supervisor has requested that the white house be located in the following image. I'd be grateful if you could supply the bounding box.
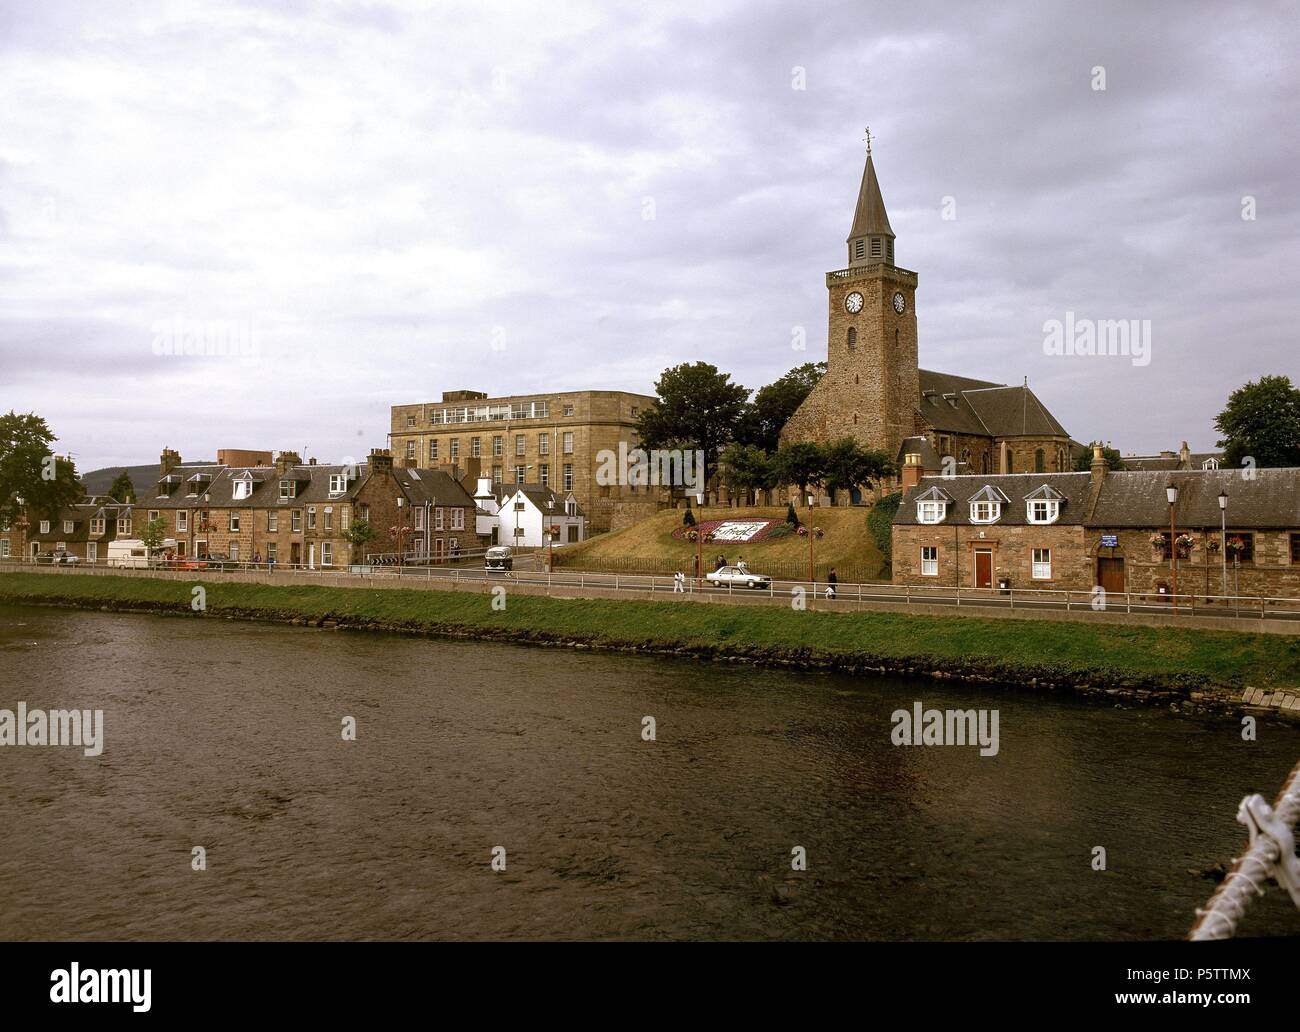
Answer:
[494,485,586,548]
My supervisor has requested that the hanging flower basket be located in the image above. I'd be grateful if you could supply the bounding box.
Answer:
[1205,537,1221,553]
[814,526,825,539]
[1226,535,1247,555]
[796,526,809,536]
[1175,533,1195,558]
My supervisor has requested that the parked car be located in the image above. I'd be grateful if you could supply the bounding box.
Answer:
[36,551,79,565]
[706,565,772,589]
[484,546,513,571]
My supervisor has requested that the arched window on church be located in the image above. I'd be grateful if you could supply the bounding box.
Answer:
[847,327,856,350]
[982,452,990,474]
[1034,449,1045,473]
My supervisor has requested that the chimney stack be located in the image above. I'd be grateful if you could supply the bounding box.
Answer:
[160,447,181,476]
[274,450,302,475]
[901,452,924,491]
[368,447,393,474]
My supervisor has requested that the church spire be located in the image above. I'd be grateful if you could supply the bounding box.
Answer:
[846,132,895,267]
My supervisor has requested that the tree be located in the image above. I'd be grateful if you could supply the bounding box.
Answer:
[734,362,826,452]
[774,441,829,507]
[785,502,800,528]
[1214,375,1300,468]
[719,443,778,506]
[107,471,136,503]
[344,519,376,561]
[139,516,168,552]
[1072,442,1125,472]
[0,411,82,528]
[682,507,696,528]
[635,363,750,489]
[822,438,895,504]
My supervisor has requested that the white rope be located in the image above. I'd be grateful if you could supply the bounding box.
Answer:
[1189,759,1300,940]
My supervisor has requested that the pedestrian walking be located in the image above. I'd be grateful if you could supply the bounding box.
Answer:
[827,567,838,599]
[673,570,685,593]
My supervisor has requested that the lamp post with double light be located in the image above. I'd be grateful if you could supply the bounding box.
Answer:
[1218,489,1228,603]
[1166,482,1179,613]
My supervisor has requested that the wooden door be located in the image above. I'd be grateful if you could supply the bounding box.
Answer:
[974,549,992,588]
[1097,557,1125,594]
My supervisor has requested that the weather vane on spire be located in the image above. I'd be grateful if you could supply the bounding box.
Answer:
[864,126,872,155]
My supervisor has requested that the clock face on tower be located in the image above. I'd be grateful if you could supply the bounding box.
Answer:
[893,292,906,314]
[844,291,864,314]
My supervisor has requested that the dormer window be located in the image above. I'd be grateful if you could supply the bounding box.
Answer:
[279,479,296,500]
[913,486,953,525]
[917,501,945,524]
[1024,484,1065,525]
[968,485,1009,524]
[329,473,349,495]
[233,480,252,500]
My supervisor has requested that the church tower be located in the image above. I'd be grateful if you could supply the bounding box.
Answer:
[821,140,919,461]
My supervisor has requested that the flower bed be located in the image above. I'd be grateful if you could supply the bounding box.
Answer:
[671,518,780,544]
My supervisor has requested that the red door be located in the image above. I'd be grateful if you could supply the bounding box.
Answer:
[974,549,992,588]
[1097,557,1125,594]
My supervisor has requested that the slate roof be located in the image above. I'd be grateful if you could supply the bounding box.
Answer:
[894,468,1300,530]
[894,473,1091,526]
[1123,452,1225,471]
[1089,468,1300,528]
[915,370,1070,441]
[497,484,586,516]
[392,467,477,509]
[146,463,364,508]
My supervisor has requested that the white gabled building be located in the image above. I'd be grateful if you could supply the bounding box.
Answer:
[494,484,586,548]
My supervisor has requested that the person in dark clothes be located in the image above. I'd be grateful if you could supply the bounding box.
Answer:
[826,568,838,598]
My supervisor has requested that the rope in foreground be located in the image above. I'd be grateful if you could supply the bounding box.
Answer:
[1189,758,1300,940]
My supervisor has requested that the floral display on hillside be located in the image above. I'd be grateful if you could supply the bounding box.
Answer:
[671,519,778,543]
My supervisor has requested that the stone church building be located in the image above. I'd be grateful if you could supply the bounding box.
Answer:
[780,147,1073,499]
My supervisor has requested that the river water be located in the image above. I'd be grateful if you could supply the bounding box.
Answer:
[0,603,1297,941]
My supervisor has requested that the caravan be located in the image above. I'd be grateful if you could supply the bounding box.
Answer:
[106,538,176,568]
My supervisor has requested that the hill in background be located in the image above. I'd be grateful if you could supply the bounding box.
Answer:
[80,461,213,500]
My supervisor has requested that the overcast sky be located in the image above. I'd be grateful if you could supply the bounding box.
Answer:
[1,0,1296,472]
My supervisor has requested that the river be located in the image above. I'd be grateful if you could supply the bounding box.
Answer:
[0,603,1296,940]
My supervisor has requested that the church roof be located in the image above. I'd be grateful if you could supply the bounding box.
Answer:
[916,369,1069,439]
[847,153,894,241]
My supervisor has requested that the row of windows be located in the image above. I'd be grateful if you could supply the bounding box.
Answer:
[919,546,1053,579]
[917,499,1062,525]
[412,508,465,532]
[411,433,575,463]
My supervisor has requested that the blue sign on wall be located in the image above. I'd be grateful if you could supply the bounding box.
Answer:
[1100,534,1118,548]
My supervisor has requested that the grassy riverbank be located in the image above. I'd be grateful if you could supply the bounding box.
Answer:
[2,571,1297,700]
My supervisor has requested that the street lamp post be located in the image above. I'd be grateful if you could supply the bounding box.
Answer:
[807,493,815,588]
[1166,483,1179,613]
[1218,490,1228,603]
[546,498,554,574]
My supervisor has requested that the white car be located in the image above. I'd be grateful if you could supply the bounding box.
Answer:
[706,565,772,589]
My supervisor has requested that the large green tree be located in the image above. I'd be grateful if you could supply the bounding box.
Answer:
[719,442,778,505]
[822,438,895,503]
[1072,442,1125,472]
[107,470,136,503]
[733,362,826,452]
[1214,375,1300,468]
[774,441,829,507]
[0,412,82,527]
[636,362,750,488]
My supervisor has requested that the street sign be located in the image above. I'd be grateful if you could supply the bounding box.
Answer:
[1100,534,1118,548]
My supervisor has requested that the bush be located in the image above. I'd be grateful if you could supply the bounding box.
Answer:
[767,524,792,539]
[683,507,696,527]
[866,491,902,572]
[785,502,800,528]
